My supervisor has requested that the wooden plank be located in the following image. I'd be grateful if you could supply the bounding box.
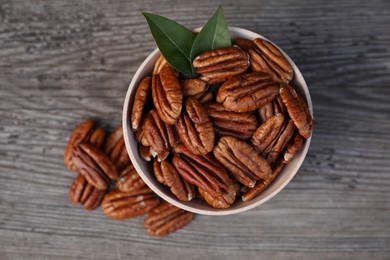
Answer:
[0,0,389,259]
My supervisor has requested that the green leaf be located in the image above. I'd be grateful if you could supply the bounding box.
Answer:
[143,12,197,78]
[190,5,231,61]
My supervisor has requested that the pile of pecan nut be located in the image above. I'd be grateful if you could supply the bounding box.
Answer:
[64,121,193,237]
[131,38,313,208]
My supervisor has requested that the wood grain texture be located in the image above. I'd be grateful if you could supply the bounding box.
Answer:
[1,0,390,259]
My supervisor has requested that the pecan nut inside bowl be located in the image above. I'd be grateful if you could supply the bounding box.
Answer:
[123,27,313,215]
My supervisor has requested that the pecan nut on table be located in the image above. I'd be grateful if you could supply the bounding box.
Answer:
[64,120,193,237]
[130,38,312,209]
[144,202,193,237]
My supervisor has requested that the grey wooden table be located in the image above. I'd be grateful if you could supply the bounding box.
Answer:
[1,0,390,259]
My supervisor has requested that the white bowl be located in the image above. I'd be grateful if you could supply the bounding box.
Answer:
[123,27,313,215]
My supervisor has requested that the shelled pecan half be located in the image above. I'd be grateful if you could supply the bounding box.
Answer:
[149,109,179,150]
[198,181,239,209]
[69,174,105,210]
[257,102,274,123]
[153,55,168,75]
[152,66,182,125]
[144,202,193,237]
[72,143,118,190]
[257,94,284,119]
[280,84,313,138]
[116,164,147,193]
[242,159,286,202]
[104,126,123,154]
[153,159,195,202]
[266,119,295,163]
[213,136,272,188]
[193,46,250,84]
[274,95,287,115]
[64,119,105,171]
[139,113,168,161]
[180,78,207,97]
[250,38,293,83]
[138,109,178,161]
[176,97,214,155]
[204,102,258,140]
[283,132,304,163]
[172,145,233,200]
[250,113,285,156]
[88,128,106,148]
[216,72,279,112]
[131,76,151,131]
[102,188,159,220]
[104,126,130,171]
